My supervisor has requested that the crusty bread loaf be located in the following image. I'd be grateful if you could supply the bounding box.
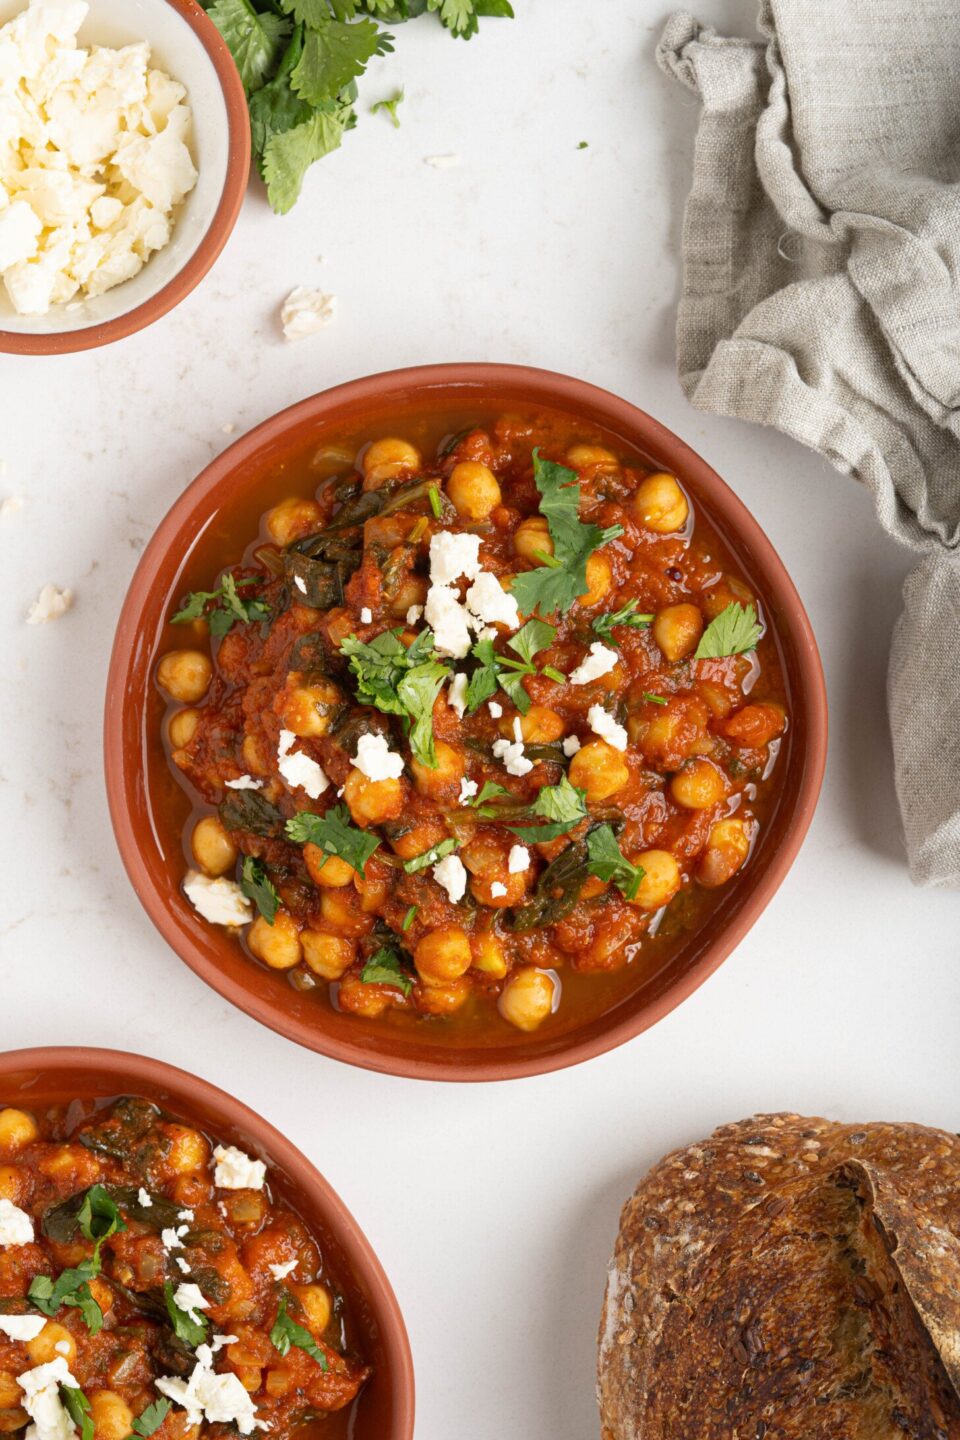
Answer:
[598,1114,960,1439]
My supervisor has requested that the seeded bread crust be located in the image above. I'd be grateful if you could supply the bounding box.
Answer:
[597,1113,960,1439]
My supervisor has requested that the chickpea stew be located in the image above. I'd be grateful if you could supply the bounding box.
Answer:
[155,408,790,1042]
[0,1098,368,1440]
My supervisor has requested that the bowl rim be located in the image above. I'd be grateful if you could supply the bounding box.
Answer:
[104,361,829,1082]
[0,1044,416,1438]
[0,0,250,357]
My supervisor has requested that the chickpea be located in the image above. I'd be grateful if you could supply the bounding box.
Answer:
[362,438,421,489]
[389,574,428,619]
[355,871,389,913]
[303,846,355,888]
[89,1393,134,1440]
[319,888,370,938]
[461,834,527,908]
[471,932,508,978]
[653,604,703,662]
[279,677,340,739]
[702,576,754,619]
[698,818,751,889]
[157,650,211,704]
[633,472,689,533]
[630,850,681,910]
[0,1373,21,1409]
[0,1167,23,1202]
[721,703,786,748]
[670,759,727,810]
[414,926,472,984]
[568,740,630,803]
[301,931,356,981]
[191,816,238,877]
[416,979,470,1016]
[388,818,449,862]
[87,1278,115,1316]
[337,973,392,1018]
[264,497,323,547]
[499,706,565,744]
[27,1323,76,1367]
[343,769,404,828]
[499,967,557,1032]
[168,708,201,749]
[579,552,613,607]
[248,912,302,970]
[0,1109,37,1150]
[513,515,554,563]
[294,1284,332,1335]
[165,1125,210,1174]
[566,444,618,471]
[410,741,464,799]
[447,461,501,520]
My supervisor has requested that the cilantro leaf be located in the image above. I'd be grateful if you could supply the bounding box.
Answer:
[403,838,456,873]
[694,601,763,659]
[497,668,532,714]
[507,775,588,844]
[205,0,291,92]
[270,1296,330,1369]
[371,87,404,125]
[510,451,623,618]
[285,804,381,876]
[397,659,449,768]
[428,0,513,38]
[291,17,392,105]
[240,856,282,924]
[591,600,654,646]
[76,1185,126,1244]
[249,29,312,166]
[163,1281,208,1348]
[125,1399,172,1440]
[262,104,350,213]
[465,636,501,712]
[360,946,414,994]
[507,618,556,667]
[469,780,511,812]
[29,1262,103,1334]
[340,629,450,765]
[172,573,268,637]
[585,824,645,901]
[280,0,340,22]
[59,1386,93,1440]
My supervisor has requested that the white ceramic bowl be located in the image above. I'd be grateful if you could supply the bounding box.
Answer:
[0,0,250,354]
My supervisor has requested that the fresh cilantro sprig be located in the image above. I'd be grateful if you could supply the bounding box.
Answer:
[510,451,623,618]
[124,1399,171,1440]
[468,780,512,815]
[29,1185,127,1334]
[466,618,557,714]
[694,601,763,660]
[360,945,414,995]
[585,825,645,901]
[591,600,654,646]
[172,573,270,638]
[286,804,381,876]
[507,775,587,844]
[163,1281,209,1348]
[371,87,403,125]
[240,856,282,924]
[200,1,513,212]
[271,1295,330,1369]
[59,1386,93,1440]
[402,838,456,873]
[340,629,449,767]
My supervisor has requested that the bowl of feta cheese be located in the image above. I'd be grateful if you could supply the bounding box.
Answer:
[0,0,249,353]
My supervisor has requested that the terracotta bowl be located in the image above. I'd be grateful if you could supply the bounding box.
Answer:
[104,363,828,1081]
[0,0,249,356]
[0,1045,415,1439]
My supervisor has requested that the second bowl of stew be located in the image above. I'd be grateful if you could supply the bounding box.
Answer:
[105,364,827,1080]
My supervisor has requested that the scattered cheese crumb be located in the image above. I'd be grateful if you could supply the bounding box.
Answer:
[16,1358,81,1440]
[53,1342,70,1357]
[161,1227,183,1251]
[280,286,336,341]
[360,606,373,624]
[178,1209,195,1221]
[0,496,23,519]
[424,153,461,168]
[269,1259,298,1282]
[448,672,468,719]
[0,1315,45,1342]
[569,642,618,685]
[465,571,520,631]
[224,775,263,791]
[488,700,503,718]
[429,530,482,585]
[173,1283,209,1325]
[213,1144,266,1191]
[425,582,473,659]
[26,583,73,624]
[176,1257,191,1274]
[294,575,308,595]
[221,423,236,435]
[508,844,530,873]
[137,1187,152,1207]
[353,732,404,781]
[561,734,581,757]
[433,852,467,902]
[459,776,478,803]
[0,1198,33,1247]
[406,604,423,624]
[492,735,533,777]
[587,704,628,752]
[490,881,508,898]
[277,729,328,799]
[156,1353,264,1434]
[183,871,252,928]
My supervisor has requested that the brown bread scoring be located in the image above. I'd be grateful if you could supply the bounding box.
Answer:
[597,1113,960,1438]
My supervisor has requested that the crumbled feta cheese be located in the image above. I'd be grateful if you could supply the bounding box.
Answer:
[406,604,423,624]
[137,1188,152,1207]
[508,844,530,873]
[0,200,41,269]
[353,733,404,781]
[488,701,503,718]
[294,575,307,595]
[183,871,252,928]
[360,606,372,624]
[16,1358,80,1440]
[433,853,467,903]
[161,1227,183,1251]
[587,704,628,752]
[277,729,328,799]
[458,777,478,803]
[156,1353,264,1434]
[53,1341,69,1357]
[0,1315,45,1342]
[26,583,72,624]
[490,881,507,898]
[465,571,520,631]
[222,423,235,435]
[178,1209,194,1221]
[173,1283,209,1325]
[448,672,468,719]
[492,736,533,777]
[280,286,335,341]
[224,775,263,791]
[568,642,618,686]
[424,583,473,659]
[269,1259,298,1282]
[0,1198,33,1246]
[424,153,461,168]
[429,530,482,585]
[512,717,524,743]
[561,734,581,757]
[213,1145,266,1191]
[176,1257,191,1274]
[210,1334,237,1352]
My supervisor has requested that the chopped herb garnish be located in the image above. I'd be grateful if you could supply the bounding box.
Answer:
[285,804,380,877]
[643,692,668,706]
[270,1295,329,1370]
[340,629,450,767]
[29,1184,127,1335]
[509,450,623,618]
[428,485,442,519]
[585,824,645,900]
[371,87,403,126]
[403,838,456,874]
[694,601,763,660]
[163,1280,208,1348]
[125,1399,172,1440]
[507,775,588,843]
[469,780,512,815]
[401,905,417,931]
[591,599,654,645]
[172,573,269,638]
[465,620,557,715]
[240,856,282,924]
[76,1184,126,1244]
[59,1386,93,1440]
[577,139,589,149]
[542,666,566,685]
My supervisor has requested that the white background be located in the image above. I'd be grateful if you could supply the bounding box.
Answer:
[1,2,957,1437]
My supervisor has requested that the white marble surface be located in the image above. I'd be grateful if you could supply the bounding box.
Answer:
[1,2,957,1437]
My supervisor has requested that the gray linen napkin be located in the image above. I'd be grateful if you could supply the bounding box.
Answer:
[656,2,960,888]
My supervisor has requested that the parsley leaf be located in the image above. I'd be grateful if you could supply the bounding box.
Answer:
[465,623,556,715]
[371,87,404,124]
[585,824,645,901]
[125,1399,172,1440]
[248,28,312,166]
[270,1297,330,1369]
[163,1281,208,1348]
[591,600,654,646]
[340,629,450,766]
[29,1262,103,1334]
[508,775,588,843]
[360,946,414,994]
[507,618,556,667]
[465,637,502,713]
[291,16,392,105]
[206,0,291,91]
[694,601,763,659]
[403,838,456,873]
[172,574,269,638]
[285,804,381,876]
[510,451,623,618]
[76,1185,126,1244]
[59,1386,93,1440]
[240,856,282,924]
[428,0,513,38]
[397,659,449,768]
[262,104,350,213]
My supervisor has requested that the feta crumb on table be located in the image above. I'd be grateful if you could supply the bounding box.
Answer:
[26,583,72,624]
[280,286,336,341]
